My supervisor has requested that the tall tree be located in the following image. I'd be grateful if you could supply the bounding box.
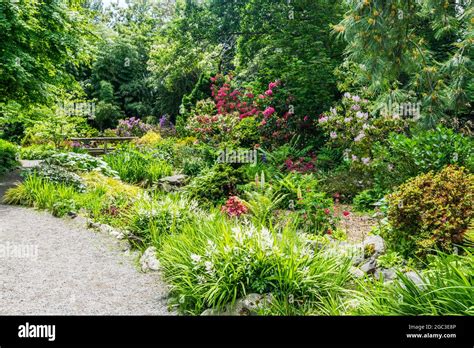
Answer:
[336,0,473,125]
[0,0,95,106]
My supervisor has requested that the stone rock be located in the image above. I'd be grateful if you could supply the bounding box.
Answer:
[71,215,88,228]
[228,293,272,316]
[360,257,377,274]
[159,174,187,185]
[404,271,426,289]
[67,211,78,219]
[349,266,365,279]
[351,250,365,266]
[87,220,101,229]
[200,293,273,316]
[200,308,222,316]
[374,268,397,282]
[158,174,188,192]
[98,224,126,240]
[140,247,161,272]
[362,235,386,257]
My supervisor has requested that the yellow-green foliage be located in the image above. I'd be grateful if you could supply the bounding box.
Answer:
[135,131,162,147]
[176,136,198,146]
[80,172,142,200]
[386,165,474,259]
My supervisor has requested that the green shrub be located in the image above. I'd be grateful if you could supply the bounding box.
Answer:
[45,152,118,177]
[315,146,343,171]
[20,144,57,160]
[377,251,404,269]
[372,126,473,191]
[77,172,143,226]
[352,188,386,212]
[243,189,286,226]
[159,217,352,315]
[0,139,19,175]
[185,164,244,205]
[385,165,474,259]
[104,147,173,185]
[32,164,86,192]
[182,157,207,176]
[274,172,337,234]
[3,174,77,217]
[127,194,200,246]
[318,164,373,200]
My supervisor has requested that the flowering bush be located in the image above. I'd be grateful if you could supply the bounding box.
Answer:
[221,196,248,217]
[318,93,407,167]
[159,217,351,314]
[284,152,318,173]
[128,194,200,245]
[158,115,176,137]
[385,165,474,260]
[115,117,152,137]
[185,74,309,147]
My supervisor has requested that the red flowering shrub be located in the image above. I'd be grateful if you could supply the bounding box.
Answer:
[221,196,249,217]
[284,152,318,173]
[186,74,316,148]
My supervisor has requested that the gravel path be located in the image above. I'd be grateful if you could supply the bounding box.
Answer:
[0,168,172,315]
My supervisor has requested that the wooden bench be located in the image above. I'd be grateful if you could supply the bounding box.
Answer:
[70,137,138,156]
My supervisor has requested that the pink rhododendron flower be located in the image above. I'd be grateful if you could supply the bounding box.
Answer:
[318,116,328,123]
[343,210,350,217]
[269,81,278,89]
[265,89,273,96]
[330,131,337,139]
[263,107,275,117]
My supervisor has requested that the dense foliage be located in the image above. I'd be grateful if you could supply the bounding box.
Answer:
[385,166,474,260]
[0,139,19,175]
[1,0,473,318]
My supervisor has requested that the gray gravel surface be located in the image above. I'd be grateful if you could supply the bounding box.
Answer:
[0,169,172,315]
